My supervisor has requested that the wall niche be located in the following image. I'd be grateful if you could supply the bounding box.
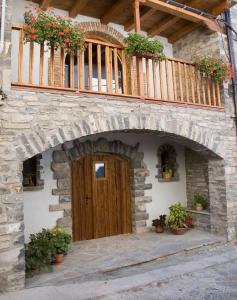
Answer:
[156,144,179,182]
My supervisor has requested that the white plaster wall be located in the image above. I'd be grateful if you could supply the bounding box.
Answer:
[23,147,63,242]
[79,132,187,227]
[23,132,187,240]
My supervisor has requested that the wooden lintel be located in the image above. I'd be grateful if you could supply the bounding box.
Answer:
[101,0,127,24]
[40,0,52,11]
[124,8,155,31]
[69,0,89,18]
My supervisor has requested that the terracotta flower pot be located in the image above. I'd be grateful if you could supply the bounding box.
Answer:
[156,226,165,233]
[163,171,172,179]
[54,254,64,265]
[196,203,203,211]
[174,228,188,235]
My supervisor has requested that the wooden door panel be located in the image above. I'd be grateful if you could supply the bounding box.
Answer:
[72,153,132,241]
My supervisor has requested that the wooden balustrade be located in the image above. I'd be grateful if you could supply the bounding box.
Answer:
[11,24,223,109]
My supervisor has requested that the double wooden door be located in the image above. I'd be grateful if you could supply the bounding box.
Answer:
[71,154,132,241]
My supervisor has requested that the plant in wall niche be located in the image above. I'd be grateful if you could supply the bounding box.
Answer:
[192,51,234,82]
[124,33,166,60]
[193,195,208,211]
[152,215,167,233]
[168,202,188,235]
[23,8,85,53]
[163,162,173,179]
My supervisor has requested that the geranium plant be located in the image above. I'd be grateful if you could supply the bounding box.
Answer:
[50,226,71,255]
[124,33,165,60]
[168,202,187,231]
[23,8,85,53]
[192,52,234,82]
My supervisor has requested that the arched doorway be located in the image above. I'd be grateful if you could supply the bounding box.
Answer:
[71,153,132,241]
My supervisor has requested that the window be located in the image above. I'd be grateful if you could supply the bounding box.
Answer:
[157,144,179,182]
[22,155,44,191]
[95,162,106,178]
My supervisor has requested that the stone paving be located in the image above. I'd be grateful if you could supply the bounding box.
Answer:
[0,230,236,299]
[26,230,224,288]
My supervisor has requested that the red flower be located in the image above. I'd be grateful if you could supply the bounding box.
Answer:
[63,28,69,33]
[59,32,65,36]
[31,28,36,33]
[64,38,70,43]
[50,22,56,28]
[31,16,36,21]
[29,34,36,40]
[56,16,62,19]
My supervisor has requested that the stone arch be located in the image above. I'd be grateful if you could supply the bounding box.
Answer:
[50,137,152,234]
[77,22,125,46]
[14,114,224,162]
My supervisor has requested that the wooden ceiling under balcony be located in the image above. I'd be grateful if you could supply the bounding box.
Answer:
[30,0,231,42]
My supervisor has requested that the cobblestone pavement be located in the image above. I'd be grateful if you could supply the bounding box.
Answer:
[105,258,237,300]
[1,231,236,300]
[26,230,224,288]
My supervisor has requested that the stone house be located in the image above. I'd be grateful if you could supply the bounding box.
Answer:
[0,0,237,292]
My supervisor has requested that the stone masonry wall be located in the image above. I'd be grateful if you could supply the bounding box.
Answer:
[185,148,209,209]
[0,2,237,292]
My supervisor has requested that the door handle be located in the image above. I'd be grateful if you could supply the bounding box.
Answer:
[85,195,91,205]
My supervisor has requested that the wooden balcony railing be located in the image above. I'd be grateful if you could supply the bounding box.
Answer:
[11,24,222,108]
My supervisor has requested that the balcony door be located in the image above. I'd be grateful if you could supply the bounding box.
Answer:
[71,154,132,241]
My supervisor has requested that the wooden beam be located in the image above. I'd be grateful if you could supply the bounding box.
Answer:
[124,7,156,31]
[40,0,52,11]
[168,2,227,43]
[139,0,219,26]
[148,0,202,36]
[101,0,127,24]
[134,0,141,32]
[168,23,199,43]
[211,0,230,16]
[69,0,89,18]
[148,15,180,36]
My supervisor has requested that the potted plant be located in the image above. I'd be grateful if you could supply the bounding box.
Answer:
[152,215,166,233]
[25,228,56,276]
[168,202,188,235]
[50,226,71,264]
[184,212,193,228]
[163,162,173,179]
[192,51,234,82]
[23,8,85,53]
[193,195,208,211]
[124,33,165,60]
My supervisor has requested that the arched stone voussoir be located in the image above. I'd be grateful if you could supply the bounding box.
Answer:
[14,113,224,162]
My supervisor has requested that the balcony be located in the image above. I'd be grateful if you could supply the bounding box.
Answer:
[11,24,222,109]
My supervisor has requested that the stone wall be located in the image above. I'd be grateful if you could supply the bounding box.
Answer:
[0,1,237,292]
[185,148,209,209]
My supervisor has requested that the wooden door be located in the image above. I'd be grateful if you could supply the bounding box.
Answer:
[71,154,132,241]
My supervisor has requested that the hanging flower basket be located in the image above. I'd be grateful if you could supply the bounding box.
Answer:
[23,8,85,53]
[192,51,234,82]
[124,33,166,61]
